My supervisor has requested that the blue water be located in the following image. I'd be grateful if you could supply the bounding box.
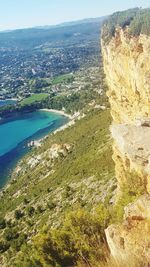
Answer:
[0,110,68,187]
[0,99,17,106]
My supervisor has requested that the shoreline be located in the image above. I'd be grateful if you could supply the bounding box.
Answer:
[0,112,69,191]
[40,108,72,119]
[25,110,83,149]
[0,98,18,101]
[0,109,83,191]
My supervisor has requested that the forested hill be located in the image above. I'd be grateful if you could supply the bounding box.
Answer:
[0,17,106,49]
[102,8,150,43]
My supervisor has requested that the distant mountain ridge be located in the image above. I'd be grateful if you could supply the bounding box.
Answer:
[0,16,107,33]
[54,16,108,27]
[0,16,106,50]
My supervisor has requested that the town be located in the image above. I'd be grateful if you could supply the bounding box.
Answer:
[0,19,103,100]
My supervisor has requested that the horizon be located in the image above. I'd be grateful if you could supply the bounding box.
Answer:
[0,0,149,32]
[0,15,106,33]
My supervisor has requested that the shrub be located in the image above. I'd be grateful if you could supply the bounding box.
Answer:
[33,205,110,267]
[11,233,27,252]
[15,209,24,220]
[4,227,19,241]
[36,205,44,213]
[23,198,30,205]
[47,200,56,210]
[0,217,6,229]
[27,206,35,217]
[0,240,10,253]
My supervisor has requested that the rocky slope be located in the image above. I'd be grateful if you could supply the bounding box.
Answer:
[102,23,150,264]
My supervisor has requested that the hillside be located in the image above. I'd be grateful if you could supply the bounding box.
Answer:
[0,106,115,266]
[0,15,115,265]
[102,8,150,43]
[0,18,104,49]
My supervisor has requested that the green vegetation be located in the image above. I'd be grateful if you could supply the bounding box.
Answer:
[102,8,150,43]
[0,66,108,118]
[113,170,146,222]
[46,90,108,114]
[19,206,110,267]
[0,88,107,118]
[0,108,115,266]
[20,93,49,106]
[0,93,50,118]
[130,8,150,36]
[14,210,24,220]
[0,217,6,229]
[52,74,75,85]
[30,78,51,93]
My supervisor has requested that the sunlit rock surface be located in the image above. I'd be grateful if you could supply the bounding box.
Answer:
[102,28,150,264]
[106,195,150,264]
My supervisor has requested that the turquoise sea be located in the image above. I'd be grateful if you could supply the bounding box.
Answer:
[0,110,68,187]
[0,99,17,106]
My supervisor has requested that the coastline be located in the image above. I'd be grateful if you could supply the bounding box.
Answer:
[0,98,18,101]
[0,108,83,190]
[0,109,84,191]
[0,111,69,189]
[33,109,78,146]
[39,109,84,136]
[40,108,72,119]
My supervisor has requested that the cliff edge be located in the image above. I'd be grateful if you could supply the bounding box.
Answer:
[101,9,150,265]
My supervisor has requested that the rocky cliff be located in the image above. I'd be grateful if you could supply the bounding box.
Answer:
[102,26,150,265]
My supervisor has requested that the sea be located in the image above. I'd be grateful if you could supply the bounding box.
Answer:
[0,108,68,187]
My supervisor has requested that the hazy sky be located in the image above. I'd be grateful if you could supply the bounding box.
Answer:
[0,0,150,31]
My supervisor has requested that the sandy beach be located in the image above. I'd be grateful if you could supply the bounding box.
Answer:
[2,98,19,101]
[29,109,74,148]
[32,109,83,145]
[40,108,72,119]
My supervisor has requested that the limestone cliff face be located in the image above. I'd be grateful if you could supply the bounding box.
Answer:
[102,28,150,264]
[106,195,150,265]
[102,28,150,124]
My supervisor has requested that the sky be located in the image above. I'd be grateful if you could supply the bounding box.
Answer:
[0,0,150,31]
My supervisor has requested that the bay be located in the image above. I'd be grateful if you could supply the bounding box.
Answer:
[0,110,68,187]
